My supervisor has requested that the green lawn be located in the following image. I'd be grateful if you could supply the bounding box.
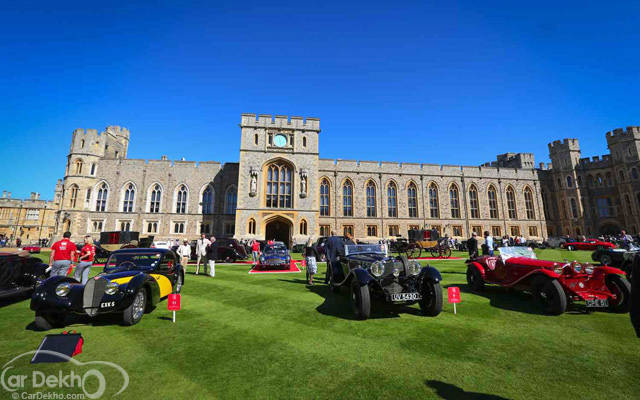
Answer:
[0,249,638,399]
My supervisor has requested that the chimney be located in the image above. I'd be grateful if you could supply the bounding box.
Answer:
[30,192,36,200]
[161,155,168,161]
[2,191,5,198]
[36,193,40,200]
[7,192,11,199]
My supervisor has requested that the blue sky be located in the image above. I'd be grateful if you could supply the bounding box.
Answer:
[0,1,638,199]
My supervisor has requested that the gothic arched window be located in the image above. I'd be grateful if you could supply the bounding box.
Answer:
[469,184,480,219]
[366,181,377,217]
[122,184,135,213]
[387,182,397,218]
[320,179,330,216]
[149,184,161,213]
[407,183,418,218]
[524,187,536,220]
[428,183,439,218]
[343,180,353,217]
[74,159,83,175]
[176,185,188,214]
[266,162,292,208]
[69,185,79,208]
[449,184,460,218]
[488,185,498,219]
[225,186,237,214]
[506,186,517,219]
[96,183,108,212]
[202,186,213,214]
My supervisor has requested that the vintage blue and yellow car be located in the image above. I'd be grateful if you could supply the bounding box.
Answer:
[329,243,443,319]
[31,248,184,330]
[258,242,291,269]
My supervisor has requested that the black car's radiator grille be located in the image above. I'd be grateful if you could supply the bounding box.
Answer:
[83,277,106,316]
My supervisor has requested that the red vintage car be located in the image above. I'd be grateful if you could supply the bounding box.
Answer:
[21,246,41,254]
[561,238,614,251]
[466,247,631,315]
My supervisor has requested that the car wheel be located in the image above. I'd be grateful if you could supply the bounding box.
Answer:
[407,245,421,259]
[419,280,443,317]
[466,266,485,292]
[34,312,65,331]
[430,248,439,258]
[600,254,613,266]
[534,277,567,315]
[566,245,575,251]
[351,281,371,320]
[606,275,631,313]
[123,288,147,326]
[442,248,452,259]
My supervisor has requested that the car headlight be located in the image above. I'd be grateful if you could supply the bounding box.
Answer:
[573,263,583,274]
[371,261,385,277]
[392,267,400,278]
[553,265,564,275]
[584,264,594,274]
[105,281,120,295]
[407,260,421,276]
[55,283,71,297]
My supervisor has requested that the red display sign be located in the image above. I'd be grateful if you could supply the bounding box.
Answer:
[168,294,181,311]
[447,287,461,304]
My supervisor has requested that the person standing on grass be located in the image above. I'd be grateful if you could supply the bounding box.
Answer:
[177,240,191,269]
[304,243,317,285]
[75,235,94,284]
[49,232,77,277]
[207,235,217,277]
[251,239,261,266]
[467,232,478,259]
[195,234,211,275]
[483,231,494,256]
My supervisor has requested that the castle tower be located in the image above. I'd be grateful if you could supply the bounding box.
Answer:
[548,138,581,171]
[235,114,321,246]
[606,126,640,162]
[546,139,583,236]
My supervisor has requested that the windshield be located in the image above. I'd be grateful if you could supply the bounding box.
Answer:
[265,243,287,252]
[345,244,387,256]
[498,247,536,261]
[104,252,162,271]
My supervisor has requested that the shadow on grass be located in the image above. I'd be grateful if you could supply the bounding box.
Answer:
[426,380,511,400]
[278,278,422,320]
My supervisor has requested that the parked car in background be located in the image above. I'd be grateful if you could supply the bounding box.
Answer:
[258,242,291,269]
[561,238,615,251]
[311,236,348,262]
[466,247,631,314]
[0,253,49,299]
[31,248,184,330]
[592,244,638,281]
[21,245,41,254]
[211,238,248,262]
[152,241,172,250]
[541,237,568,249]
[328,243,443,319]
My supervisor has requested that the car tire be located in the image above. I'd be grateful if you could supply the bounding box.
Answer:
[175,273,184,294]
[123,288,147,326]
[566,245,575,251]
[351,281,370,320]
[533,277,566,315]
[466,266,485,292]
[606,275,631,313]
[34,312,65,331]
[600,254,613,266]
[419,280,443,317]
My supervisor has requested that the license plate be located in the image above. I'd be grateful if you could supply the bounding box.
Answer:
[586,298,608,308]
[391,292,422,302]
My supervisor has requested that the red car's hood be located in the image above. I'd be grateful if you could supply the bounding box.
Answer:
[504,257,557,269]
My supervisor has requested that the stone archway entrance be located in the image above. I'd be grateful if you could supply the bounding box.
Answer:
[265,217,292,248]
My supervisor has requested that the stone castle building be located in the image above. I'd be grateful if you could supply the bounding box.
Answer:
[539,126,640,237]
[50,113,639,246]
[0,191,57,244]
[53,114,554,246]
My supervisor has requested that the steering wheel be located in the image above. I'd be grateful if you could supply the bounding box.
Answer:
[117,261,137,270]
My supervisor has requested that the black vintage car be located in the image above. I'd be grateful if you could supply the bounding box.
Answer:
[31,248,184,330]
[328,243,443,319]
[0,253,48,300]
[592,244,638,281]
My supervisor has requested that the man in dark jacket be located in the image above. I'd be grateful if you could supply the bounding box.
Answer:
[325,232,343,284]
[631,254,640,338]
[467,232,479,259]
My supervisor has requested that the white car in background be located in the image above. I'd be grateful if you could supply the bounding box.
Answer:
[152,241,172,250]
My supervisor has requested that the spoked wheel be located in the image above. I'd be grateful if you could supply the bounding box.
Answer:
[606,275,631,313]
[441,247,452,259]
[351,281,371,320]
[123,288,147,326]
[419,280,443,317]
[175,273,184,293]
[430,248,440,258]
[599,254,613,266]
[533,277,566,315]
[407,244,421,259]
[566,245,575,251]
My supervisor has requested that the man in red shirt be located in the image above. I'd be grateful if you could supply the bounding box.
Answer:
[251,239,261,266]
[75,235,95,284]
[49,232,77,277]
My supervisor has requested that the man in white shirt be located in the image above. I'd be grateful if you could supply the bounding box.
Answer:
[484,231,494,256]
[195,233,211,275]
[177,240,192,270]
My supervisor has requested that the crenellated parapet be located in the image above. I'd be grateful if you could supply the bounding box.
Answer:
[548,138,580,155]
[577,154,612,169]
[241,113,320,131]
[605,126,640,145]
